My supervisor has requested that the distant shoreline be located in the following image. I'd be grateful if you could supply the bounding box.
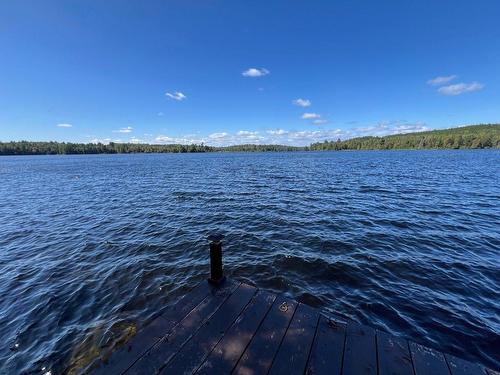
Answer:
[1,124,498,156]
[1,148,500,157]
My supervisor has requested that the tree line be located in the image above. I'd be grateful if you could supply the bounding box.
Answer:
[0,124,498,155]
[0,141,304,155]
[310,124,499,151]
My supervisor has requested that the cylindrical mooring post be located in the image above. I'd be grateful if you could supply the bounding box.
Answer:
[208,234,225,285]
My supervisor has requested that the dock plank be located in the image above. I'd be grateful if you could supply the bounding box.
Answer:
[268,303,320,375]
[410,341,451,375]
[124,280,240,375]
[377,330,413,375]
[445,354,487,375]
[233,296,298,375]
[159,283,258,374]
[305,315,346,375]
[95,278,493,375]
[92,280,212,375]
[343,322,377,375]
[196,291,276,374]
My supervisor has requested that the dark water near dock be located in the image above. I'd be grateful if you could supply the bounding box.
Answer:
[0,150,499,374]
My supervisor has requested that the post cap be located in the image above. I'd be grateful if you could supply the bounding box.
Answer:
[208,233,224,244]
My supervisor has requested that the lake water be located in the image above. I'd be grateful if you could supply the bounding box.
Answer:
[0,150,499,374]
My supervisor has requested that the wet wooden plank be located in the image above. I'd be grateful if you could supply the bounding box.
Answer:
[445,354,487,375]
[159,283,258,374]
[233,296,298,375]
[410,341,451,375]
[96,277,493,375]
[268,303,320,375]
[377,330,413,375]
[343,322,377,375]
[196,291,276,374]
[92,280,212,375]
[124,280,240,375]
[305,315,346,375]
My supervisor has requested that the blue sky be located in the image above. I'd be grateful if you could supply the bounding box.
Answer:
[1,1,499,146]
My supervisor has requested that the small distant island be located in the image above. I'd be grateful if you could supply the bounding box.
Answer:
[1,124,498,155]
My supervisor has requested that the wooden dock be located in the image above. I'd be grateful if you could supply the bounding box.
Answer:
[92,278,498,375]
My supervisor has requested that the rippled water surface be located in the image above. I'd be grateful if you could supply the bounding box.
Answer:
[0,151,499,374]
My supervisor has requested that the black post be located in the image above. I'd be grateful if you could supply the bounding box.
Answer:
[208,234,225,285]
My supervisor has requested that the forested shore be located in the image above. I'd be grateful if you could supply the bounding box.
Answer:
[310,124,499,151]
[0,141,304,155]
[1,124,498,155]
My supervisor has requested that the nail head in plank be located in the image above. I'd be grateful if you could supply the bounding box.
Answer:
[343,322,377,375]
[159,283,258,375]
[196,290,276,375]
[92,280,211,375]
[268,303,320,375]
[233,296,298,375]
[305,315,346,375]
[445,354,487,375]
[410,341,451,375]
[377,330,413,375]
[125,280,240,375]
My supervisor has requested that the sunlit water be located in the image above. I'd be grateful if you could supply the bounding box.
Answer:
[0,150,499,374]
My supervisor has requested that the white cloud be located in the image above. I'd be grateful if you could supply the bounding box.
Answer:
[208,131,263,145]
[301,113,321,119]
[235,131,263,142]
[313,119,328,125]
[265,129,345,146]
[427,75,484,95]
[266,129,288,135]
[264,121,429,146]
[236,130,259,136]
[438,82,484,96]
[114,126,133,133]
[209,132,229,139]
[427,75,457,86]
[150,120,430,147]
[207,129,343,146]
[292,98,311,107]
[155,135,204,144]
[354,121,429,137]
[242,68,270,77]
[155,136,181,143]
[57,123,72,128]
[165,91,187,101]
